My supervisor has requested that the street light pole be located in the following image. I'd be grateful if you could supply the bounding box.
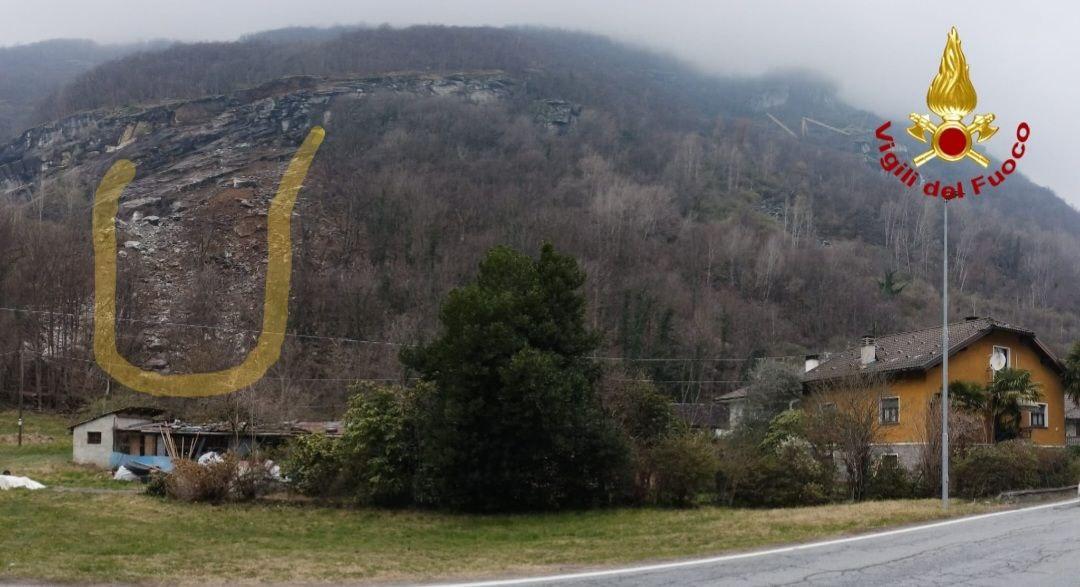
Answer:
[941,201,950,510]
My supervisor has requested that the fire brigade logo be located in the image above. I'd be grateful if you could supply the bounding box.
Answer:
[875,26,1028,198]
[907,27,997,167]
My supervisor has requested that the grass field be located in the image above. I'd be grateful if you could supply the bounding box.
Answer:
[0,410,1003,585]
[0,409,131,489]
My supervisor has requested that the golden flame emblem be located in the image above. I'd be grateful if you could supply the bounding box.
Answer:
[908,27,998,167]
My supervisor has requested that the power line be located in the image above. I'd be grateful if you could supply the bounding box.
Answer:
[610,378,744,384]
[9,346,756,388]
[592,354,801,362]
[0,305,801,364]
[0,305,404,347]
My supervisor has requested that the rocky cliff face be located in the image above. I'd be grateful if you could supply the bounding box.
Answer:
[0,72,564,373]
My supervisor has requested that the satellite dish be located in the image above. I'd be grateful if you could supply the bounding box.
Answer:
[990,349,1007,371]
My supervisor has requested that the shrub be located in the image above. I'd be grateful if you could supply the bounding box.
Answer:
[144,471,168,497]
[717,436,832,507]
[866,458,913,500]
[283,433,342,498]
[641,433,718,507]
[283,383,426,504]
[606,381,679,446]
[1034,447,1080,488]
[164,454,239,503]
[955,440,1039,498]
[759,409,804,453]
[336,382,424,506]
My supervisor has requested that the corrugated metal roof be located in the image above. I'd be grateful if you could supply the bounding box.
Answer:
[119,420,342,437]
[68,407,165,430]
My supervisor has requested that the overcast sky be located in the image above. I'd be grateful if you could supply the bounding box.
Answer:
[3,1,1078,206]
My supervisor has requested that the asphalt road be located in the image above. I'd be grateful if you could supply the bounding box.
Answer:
[441,498,1080,587]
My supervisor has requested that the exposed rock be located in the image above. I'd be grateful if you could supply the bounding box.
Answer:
[146,336,168,351]
[0,71,520,368]
[0,72,516,198]
[119,196,161,212]
[533,99,582,132]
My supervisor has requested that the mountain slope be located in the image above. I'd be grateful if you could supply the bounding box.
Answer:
[1,26,1078,416]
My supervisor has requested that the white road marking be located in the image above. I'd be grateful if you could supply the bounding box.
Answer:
[427,498,1079,586]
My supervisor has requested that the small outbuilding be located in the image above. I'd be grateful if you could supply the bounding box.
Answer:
[71,407,341,472]
[70,407,166,469]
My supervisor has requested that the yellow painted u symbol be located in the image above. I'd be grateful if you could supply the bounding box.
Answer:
[92,127,325,397]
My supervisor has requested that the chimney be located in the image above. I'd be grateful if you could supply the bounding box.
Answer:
[860,335,876,366]
[804,354,820,373]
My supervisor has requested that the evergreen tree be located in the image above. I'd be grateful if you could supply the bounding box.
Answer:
[402,244,630,511]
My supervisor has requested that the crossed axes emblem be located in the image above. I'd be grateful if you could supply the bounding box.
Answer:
[907,113,998,167]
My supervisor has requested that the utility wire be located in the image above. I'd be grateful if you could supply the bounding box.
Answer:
[0,305,801,364]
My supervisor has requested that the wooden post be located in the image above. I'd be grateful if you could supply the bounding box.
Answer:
[17,348,24,448]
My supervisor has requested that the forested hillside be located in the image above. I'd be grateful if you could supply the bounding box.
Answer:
[1,26,1078,417]
[0,38,168,140]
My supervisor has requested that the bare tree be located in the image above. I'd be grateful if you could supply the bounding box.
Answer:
[806,373,886,501]
[915,395,984,496]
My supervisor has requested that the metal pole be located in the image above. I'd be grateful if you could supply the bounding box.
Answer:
[17,348,24,448]
[941,201,949,510]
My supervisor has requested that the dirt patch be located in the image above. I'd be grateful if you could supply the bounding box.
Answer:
[203,187,256,219]
[233,215,266,238]
[0,432,56,445]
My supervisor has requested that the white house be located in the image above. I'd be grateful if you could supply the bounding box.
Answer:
[70,407,165,469]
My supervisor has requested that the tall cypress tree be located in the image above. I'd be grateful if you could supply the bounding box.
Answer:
[402,243,629,511]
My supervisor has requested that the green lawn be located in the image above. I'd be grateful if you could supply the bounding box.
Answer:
[0,492,1000,585]
[0,410,132,489]
[0,410,1003,585]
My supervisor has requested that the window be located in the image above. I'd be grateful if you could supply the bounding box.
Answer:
[87,431,102,445]
[880,397,900,424]
[880,453,900,467]
[1030,403,1048,428]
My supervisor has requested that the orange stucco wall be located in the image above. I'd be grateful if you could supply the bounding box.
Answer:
[877,330,1065,446]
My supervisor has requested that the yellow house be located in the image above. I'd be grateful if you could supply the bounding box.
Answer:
[803,317,1067,467]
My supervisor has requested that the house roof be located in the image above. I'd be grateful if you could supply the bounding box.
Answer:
[716,387,748,402]
[803,317,1063,383]
[119,419,343,437]
[69,407,165,430]
[672,403,730,429]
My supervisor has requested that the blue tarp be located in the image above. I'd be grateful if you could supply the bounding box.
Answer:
[110,452,174,472]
